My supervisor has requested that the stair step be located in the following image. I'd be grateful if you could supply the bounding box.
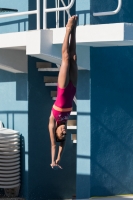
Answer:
[37,62,52,68]
[45,83,57,86]
[67,120,77,129]
[38,68,59,72]
[44,76,58,83]
[67,126,77,129]
[67,120,77,126]
[51,91,57,97]
[71,112,77,115]
[71,134,77,143]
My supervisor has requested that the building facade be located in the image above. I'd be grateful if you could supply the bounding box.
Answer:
[0,0,133,199]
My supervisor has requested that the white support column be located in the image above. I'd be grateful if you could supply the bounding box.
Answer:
[76,70,91,199]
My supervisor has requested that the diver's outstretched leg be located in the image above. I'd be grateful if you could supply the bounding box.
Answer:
[69,16,78,87]
[58,16,75,88]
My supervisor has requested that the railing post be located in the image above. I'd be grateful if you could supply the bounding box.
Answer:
[68,0,70,18]
[63,10,65,27]
[43,0,47,29]
[57,0,60,28]
[37,0,40,30]
[55,0,57,28]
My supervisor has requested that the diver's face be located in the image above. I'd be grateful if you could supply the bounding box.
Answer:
[56,124,67,141]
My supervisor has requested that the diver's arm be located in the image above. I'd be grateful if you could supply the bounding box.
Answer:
[56,141,66,164]
[48,115,56,164]
[48,115,62,169]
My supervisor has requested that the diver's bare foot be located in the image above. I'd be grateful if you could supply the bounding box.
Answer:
[72,15,78,32]
[66,16,75,33]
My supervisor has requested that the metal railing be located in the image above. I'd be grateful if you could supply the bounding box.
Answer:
[93,0,122,16]
[55,0,71,28]
[0,0,40,30]
[43,0,75,29]
[0,0,123,31]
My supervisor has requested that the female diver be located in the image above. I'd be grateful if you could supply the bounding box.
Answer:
[48,15,78,169]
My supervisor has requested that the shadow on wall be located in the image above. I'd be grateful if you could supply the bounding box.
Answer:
[0,69,28,101]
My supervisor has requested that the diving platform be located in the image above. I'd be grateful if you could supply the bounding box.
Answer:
[0,23,133,70]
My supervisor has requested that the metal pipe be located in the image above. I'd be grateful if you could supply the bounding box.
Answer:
[63,10,65,27]
[68,0,70,18]
[60,0,71,18]
[37,0,40,30]
[43,0,47,29]
[0,10,37,18]
[57,0,59,28]
[44,0,75,13]
[93,0,122,16]
[55,0,58,28]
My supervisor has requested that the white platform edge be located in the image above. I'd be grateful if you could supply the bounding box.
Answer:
[0,23,133,49]
[38,68,59,71]
[67,126,77,129]
[71,112,77,115]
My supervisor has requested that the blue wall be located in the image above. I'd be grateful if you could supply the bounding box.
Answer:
[91,47,133,196]
[91,0,133,24]
[0,0,28,33]
[90,0,133,197]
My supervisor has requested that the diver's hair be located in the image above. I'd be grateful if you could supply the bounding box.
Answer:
[56,137,66,142]
[55,123,66,142]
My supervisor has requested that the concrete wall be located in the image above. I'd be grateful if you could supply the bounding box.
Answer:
[90,0,133,197]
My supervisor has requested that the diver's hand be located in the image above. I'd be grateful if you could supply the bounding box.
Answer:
[50,162,62,170]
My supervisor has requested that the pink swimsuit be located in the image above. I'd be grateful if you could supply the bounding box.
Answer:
[52,81,76,124]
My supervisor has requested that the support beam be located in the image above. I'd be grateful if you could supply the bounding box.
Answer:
[76,70,90,199]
